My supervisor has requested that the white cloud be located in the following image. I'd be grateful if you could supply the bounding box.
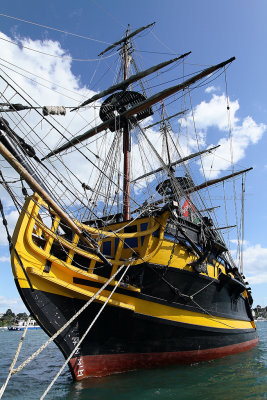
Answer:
[0,210,19,246]
[235,243,267,284]
[230,239,249,246]
[205,86,218,93]
[185,94,239,131]
[0,31,104,218]
[0,296,27,313]
[0,295,18,306]
[0,256,10,262]
[180,94,266,178]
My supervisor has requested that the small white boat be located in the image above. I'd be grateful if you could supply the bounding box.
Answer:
[8,319,41,331]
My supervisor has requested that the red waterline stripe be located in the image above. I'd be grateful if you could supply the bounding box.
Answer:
[69,337,259,380]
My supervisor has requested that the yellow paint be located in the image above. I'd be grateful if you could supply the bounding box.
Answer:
[10,194,254,334]
[66,233,79,264]
[27,267,134,310]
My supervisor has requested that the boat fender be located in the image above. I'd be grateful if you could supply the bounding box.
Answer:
[193,262,207,273]
[188,259,207,273]
[43,106,66,116]
[245,295,254,320]
[247,290,253,306]
[187,249,209,273]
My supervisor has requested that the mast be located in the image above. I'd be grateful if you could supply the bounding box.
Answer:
[160,101,172,167]
[71,54,190,111]
[122,25,131,221]
[43,56,235,160]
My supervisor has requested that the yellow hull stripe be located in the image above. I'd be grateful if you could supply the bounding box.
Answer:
[24,267,254,332]
[27,267,134,311]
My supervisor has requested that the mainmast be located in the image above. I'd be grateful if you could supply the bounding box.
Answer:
[43,23,237,226]
[122,25,131,221]
[44,55,235,160]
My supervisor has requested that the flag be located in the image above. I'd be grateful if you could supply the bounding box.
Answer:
[182,198,195,218]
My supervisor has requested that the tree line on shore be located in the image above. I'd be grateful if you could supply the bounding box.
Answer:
[0,309,28,327]
[253,306,267,319]
[1,306,266,327]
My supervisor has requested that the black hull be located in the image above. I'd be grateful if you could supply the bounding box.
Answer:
[77,263,253,322]
[18,279,258,380]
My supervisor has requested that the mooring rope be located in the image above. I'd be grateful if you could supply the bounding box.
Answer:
[40,261,132,400]
[0,317,31,399]
[11,262,130,376]
[0,261,132,399]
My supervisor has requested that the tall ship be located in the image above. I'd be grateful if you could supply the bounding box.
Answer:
[0,23,258,380]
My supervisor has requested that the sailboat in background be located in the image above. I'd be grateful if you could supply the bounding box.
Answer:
[0,22,257,380]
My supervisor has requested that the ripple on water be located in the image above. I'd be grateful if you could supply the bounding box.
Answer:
[0,324,267,399]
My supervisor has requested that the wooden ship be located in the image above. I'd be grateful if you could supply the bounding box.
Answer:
[0,23,258,380]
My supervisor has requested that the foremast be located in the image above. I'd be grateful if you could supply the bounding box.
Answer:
[122,25,131,221]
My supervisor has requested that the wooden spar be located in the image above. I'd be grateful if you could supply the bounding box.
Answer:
[98,22,155,56]
[198,205,220,212]
[214,225,236,230]
[186,167,253,194]
[71,53,191,111]
[132,168,252,212]
[132,145,220,183]
[43,56,235,160]
[143,109,188,130]
[0,142,112,266]
[116,56,235,117]
[122,26,131,221]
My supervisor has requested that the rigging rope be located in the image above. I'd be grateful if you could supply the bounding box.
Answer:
[0,317,32,399]
[0,37,119,62]
[240,176,245,273]
[224,67,241,268]
[11,263,130,377]
[0,69,145,221]
[40,260,132,399]
[0,13,112,45]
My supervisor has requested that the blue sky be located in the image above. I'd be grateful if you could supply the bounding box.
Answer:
[0,0,267,312]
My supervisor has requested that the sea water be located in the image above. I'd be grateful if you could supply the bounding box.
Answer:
[0,323,266,400]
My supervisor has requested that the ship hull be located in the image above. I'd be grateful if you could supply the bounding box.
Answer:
[11,196,258,380]
[18,283,258,380]
[69,339,258,378]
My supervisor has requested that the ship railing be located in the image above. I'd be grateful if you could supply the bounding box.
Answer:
[17,194,169,278]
